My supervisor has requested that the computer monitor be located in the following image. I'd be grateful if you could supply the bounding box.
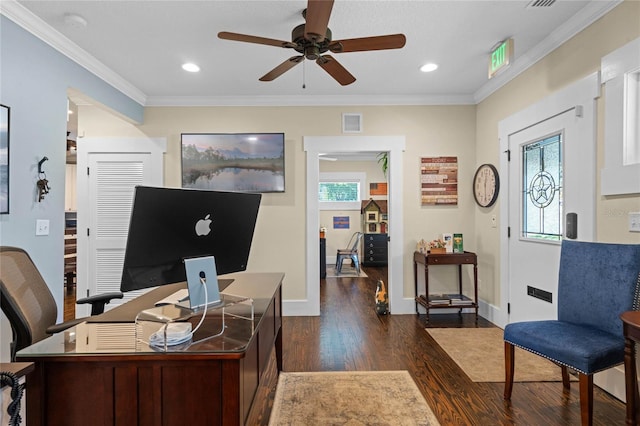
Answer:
[120,186,261,293]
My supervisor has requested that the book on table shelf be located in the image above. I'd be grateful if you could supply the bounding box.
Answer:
[427,294,451,305]
[446,294,472,305]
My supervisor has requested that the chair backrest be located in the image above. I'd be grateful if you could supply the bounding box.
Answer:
[558,240,640,337]
[347,232,364,252]
[0,246,58,358]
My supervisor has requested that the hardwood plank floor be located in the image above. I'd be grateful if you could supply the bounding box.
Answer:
[277,266,626,425]
[64,266,627,424]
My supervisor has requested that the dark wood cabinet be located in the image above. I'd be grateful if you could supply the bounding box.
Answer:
[362,233,388,266]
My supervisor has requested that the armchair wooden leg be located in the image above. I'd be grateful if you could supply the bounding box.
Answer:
[561,365,570,390]
[578,373,594,426]
[504,341,515,399]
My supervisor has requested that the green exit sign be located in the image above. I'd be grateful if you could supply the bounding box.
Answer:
[488,38,514,78]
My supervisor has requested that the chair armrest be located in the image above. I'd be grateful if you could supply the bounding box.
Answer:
[76,292,124,316]
[46,318,86,335]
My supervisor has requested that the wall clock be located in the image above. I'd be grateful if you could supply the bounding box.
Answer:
[473,164,500,207]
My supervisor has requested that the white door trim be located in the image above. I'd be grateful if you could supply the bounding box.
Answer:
[290,136,406,316]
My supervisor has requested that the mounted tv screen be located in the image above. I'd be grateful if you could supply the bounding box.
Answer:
[181,133,285,193]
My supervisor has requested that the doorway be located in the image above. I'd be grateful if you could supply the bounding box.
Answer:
[301,136,409,317]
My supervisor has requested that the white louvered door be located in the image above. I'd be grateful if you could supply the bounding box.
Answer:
[76,138,166,316]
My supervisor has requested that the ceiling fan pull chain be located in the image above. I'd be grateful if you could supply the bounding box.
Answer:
[302,60,306,89]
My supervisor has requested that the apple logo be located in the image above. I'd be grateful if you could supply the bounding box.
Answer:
[195,214,213,236]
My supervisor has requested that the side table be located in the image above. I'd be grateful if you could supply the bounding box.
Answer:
[413,250,478,323]
[620,310,640,425]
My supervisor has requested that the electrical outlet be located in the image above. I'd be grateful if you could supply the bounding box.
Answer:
[36,219,50,236]
[630,212,640,233]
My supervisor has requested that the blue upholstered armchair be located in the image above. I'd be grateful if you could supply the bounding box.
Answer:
[504,240,640,426]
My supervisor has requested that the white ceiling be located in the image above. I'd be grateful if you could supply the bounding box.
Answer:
[5,0,620,107]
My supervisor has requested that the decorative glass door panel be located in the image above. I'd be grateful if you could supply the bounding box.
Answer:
[521,133,563,241]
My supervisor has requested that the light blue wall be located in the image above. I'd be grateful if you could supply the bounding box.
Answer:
[0,16,143,358]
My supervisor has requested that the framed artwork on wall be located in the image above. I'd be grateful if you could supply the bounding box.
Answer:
[0,104,9,214]
[181,133,285,193]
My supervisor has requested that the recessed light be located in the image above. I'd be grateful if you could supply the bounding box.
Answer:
[182,63,200,73]
[420,63,438,73]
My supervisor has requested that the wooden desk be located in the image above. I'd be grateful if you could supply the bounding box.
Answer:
[16,272,283,426]
[621,311,640,425]
[413,251,478,322]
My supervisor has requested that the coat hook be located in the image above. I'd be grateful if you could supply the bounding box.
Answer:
[38,156,48,174]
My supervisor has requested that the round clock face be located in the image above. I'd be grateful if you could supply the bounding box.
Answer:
[473,164,500,207]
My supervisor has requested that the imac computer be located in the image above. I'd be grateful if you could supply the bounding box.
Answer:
[120,186,261,293]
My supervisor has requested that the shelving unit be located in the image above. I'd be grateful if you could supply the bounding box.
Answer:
[413,250,478,323]
[361,199,388,266]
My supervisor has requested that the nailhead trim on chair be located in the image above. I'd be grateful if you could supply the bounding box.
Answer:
[503,339,622,376]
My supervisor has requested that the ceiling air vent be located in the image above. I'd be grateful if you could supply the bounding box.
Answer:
[527,0,556,7]
[342,113,362,133]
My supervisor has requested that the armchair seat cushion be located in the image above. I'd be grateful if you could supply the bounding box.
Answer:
[504,320,625,375]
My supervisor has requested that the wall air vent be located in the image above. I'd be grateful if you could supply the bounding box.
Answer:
[527,0,556,8]
[342,113,363,133]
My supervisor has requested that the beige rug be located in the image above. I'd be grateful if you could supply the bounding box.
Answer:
[325,264,368,278]
[269,371,440,425]
[426,327,577,383]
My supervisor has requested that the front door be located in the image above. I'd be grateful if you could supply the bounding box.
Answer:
[507,111,593,323]
[502,74,597,323]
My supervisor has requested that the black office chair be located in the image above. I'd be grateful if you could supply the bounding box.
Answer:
[0,246,123,361]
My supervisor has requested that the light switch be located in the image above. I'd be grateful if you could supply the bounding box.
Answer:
[36,219,50,236]
[630,212,640,233]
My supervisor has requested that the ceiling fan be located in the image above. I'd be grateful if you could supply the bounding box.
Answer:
[218,0,406,86]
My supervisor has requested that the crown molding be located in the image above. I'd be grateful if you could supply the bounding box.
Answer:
[144,94,476,107]
[1,0,147,105]
[473,0,622,103]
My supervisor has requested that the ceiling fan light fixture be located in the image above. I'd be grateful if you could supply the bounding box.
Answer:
[182,63,200,73]
[420,63,438,73]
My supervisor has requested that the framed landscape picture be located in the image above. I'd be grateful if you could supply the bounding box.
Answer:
[0,105,9,214]
[181,133,285,193]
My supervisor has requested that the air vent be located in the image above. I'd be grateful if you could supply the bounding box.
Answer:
[527,0,556,8]
[342,113,362,133]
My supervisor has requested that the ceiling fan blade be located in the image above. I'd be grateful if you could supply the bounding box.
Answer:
[329,34,407,53]
[218,31,296,49]
[259,56,304,81]
[316,55,356,86]
[304,0,334,42]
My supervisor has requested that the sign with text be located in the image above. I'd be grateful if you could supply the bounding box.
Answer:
[420,156,458,206]
[488,38,514,78]
[333,216,350,229]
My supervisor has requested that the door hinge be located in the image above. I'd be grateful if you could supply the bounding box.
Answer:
[507,226,511,238]
[504,149,511,162]
[86,289,90,298]
[87,167,90,176]
[507,303,511,314]
[87,228,90,237]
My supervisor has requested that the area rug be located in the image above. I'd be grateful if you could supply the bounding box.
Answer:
[269,371,440,425]
[426,327,577,383]
[325,264,368,278]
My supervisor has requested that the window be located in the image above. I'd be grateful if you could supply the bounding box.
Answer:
[601,37,640,195]
[319,172,365,210]
[522,133,563,241]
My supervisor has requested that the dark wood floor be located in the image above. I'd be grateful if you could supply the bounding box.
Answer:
[279,266,626,425]
[64,266,627,425]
